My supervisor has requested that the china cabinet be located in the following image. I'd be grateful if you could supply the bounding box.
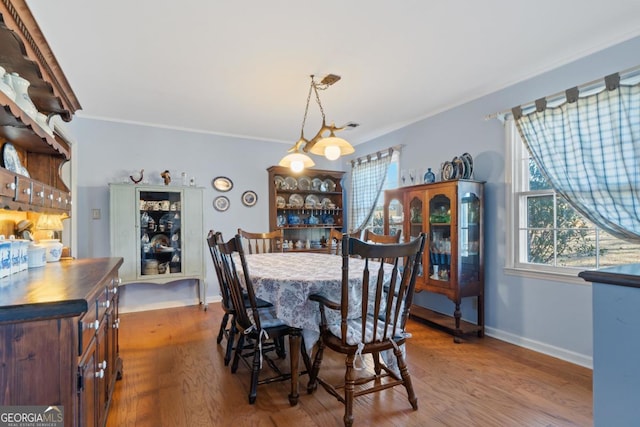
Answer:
[267,165,345,252]
[0,257,124,427]
[109,183,206,307]
[0,1,80,215]
[383,179,484,341]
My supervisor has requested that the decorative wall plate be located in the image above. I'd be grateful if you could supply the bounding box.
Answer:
[2,142,29,176]
[241,190,258,207]
[213,195,230,211]
[212,176,233,192]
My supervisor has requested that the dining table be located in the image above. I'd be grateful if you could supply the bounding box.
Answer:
[241,251,396,405]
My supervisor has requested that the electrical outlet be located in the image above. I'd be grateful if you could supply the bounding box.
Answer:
[92,209,101,220]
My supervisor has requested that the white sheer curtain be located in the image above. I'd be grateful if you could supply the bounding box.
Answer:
[348,148,394,234]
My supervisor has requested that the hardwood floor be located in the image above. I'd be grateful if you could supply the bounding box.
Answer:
[106,305,592,427]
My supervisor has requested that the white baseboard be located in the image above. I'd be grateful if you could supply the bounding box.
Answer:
[485,326,593,369]
[119,293,221,314]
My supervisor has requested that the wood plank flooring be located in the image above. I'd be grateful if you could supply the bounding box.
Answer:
[106,304,592,427]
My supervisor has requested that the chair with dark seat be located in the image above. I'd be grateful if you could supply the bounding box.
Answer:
[307,233,427,427]
[363,229,402,244]
[217,233,305,404]
[206,230,273,366]
[238,228,283,254]
[327,229,361,255]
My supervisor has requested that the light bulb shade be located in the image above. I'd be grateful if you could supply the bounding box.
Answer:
[35,214,64,231]
[309,135,355,160]
[278,151,315,171]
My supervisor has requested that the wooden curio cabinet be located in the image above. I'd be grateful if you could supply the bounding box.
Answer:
[384,179,484,342]
[267,166,345,252]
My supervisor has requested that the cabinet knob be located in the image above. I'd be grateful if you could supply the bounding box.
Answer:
[6,182,15,190]
[109,286,118,295]
[113,318,120,329]
[57,196,62,202]
[95,368,104,379]
[101,300,110,308]
[23,188,31,195]
[85,319,100,330]
[98,360,107,370]
[48,193,53,200]
[38,191,44,198]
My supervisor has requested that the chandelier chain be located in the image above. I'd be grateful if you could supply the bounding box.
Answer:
[312,77,327,122]
[299,76,314,137]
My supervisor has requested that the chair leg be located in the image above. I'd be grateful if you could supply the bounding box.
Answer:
[394,345,418,410]
[307,337,325,393]
[217,312,229,344]
[248,338,262,404]
[276,335,286,359]
[372,351,382,375]
[344,354,356,427]
[224,320,237,366]
[231,334,244,373]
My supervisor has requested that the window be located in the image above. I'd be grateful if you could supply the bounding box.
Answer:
[364,150,399,234]
[506,121,640,276]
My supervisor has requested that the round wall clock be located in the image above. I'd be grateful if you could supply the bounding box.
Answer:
[212,176,233,192]
[241,190,258,207]
[213,196,230,212]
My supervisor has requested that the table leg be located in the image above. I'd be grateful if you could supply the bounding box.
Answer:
[288,329,301,406]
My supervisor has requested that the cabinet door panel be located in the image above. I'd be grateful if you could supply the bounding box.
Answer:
[109,184,137,281]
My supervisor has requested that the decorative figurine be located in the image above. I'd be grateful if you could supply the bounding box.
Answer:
[161,170,171,185]
[130,169,144,184]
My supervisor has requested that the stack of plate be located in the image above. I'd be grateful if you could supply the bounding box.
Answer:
[441,152,473,181]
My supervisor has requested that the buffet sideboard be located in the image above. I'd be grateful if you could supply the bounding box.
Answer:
[0,258,123,427]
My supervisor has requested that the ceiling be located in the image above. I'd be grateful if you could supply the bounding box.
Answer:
[26,0,640,147]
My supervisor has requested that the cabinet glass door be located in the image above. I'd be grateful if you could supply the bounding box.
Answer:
[460,192,481,284]
[386,197,404,239]
[408,195,423,241]
[428,193,452,284]
[138,190,182,276]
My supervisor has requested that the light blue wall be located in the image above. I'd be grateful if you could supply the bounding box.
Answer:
[69,35,640,366]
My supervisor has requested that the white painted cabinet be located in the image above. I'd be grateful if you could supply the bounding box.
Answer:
[109,184,206,307]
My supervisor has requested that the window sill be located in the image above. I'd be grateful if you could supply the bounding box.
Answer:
[504,266,592,286]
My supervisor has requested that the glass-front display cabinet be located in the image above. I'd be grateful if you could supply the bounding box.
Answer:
[384,179,484,342]
[138,190,182,276]
[109,183,206,308]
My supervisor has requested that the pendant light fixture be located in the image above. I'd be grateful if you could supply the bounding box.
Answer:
[279,74,354,171]
[278,76,316,172]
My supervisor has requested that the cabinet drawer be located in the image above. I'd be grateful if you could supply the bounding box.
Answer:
[96,287,110,323]
[78,299,99,356]
[0,168,16,198]
[14,176,31,203]
[31,182,46,206]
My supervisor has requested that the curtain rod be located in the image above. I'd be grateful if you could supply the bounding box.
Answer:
[351,144,403,165]
[484,63,640,122]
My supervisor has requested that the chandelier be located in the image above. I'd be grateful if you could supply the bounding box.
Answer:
[279,74,355,172]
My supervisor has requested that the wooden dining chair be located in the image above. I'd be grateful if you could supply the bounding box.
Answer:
[327,229,361,255]
[307,233,427,427]
[363,229,403,264]
[238,228,284,254]
[216,234,302,404]
[206,230,272,366]
[363,229,402,244]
